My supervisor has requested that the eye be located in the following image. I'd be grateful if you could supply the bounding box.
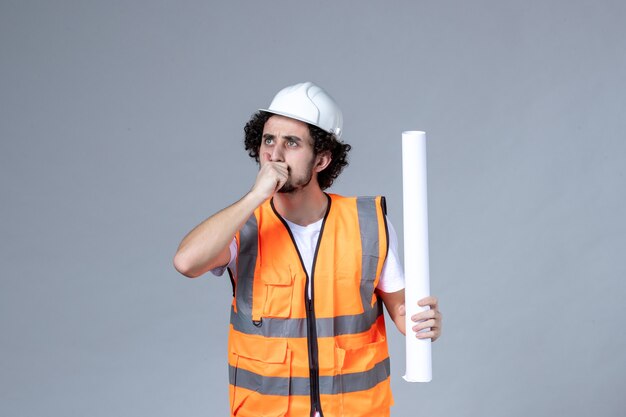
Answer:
[264,137,274,145]
[287,139,298,147]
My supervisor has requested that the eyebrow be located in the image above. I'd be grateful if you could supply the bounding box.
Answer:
[284,135,302,142]
[263,134,303,143]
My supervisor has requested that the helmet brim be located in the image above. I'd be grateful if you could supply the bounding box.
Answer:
[259,108,337,137]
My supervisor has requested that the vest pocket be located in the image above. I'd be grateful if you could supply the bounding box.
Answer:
[335,337,389,377]
[261,271,294,318]
[231,337,291,416]
[333,335,392,413]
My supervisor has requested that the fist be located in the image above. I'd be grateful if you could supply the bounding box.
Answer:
[251,153,289,200]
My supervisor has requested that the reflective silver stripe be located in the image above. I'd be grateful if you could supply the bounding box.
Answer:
[356,197,382,313]
[231,197,387,338]
[230,362,291,395]
[229,357,390,396]
[230,301,383,338]
[236,215,258,318]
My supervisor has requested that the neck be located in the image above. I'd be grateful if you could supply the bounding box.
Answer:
[272,184,329,226]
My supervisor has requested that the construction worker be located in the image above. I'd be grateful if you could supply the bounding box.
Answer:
[173,82,442,417]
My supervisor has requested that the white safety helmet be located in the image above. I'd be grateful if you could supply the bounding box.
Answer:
[260,81,343,138]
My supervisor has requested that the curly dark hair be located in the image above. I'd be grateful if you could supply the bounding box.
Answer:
[243,111,351,190]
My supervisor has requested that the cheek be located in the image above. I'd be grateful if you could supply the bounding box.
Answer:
[258,144,272,159]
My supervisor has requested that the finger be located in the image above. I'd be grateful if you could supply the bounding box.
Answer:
[416,333,438,341]
[270,161,289,174]
[275,174,288,191]
[272,167,289,189]
[417,296,438,309]
[415,330,437,340]
[411,309,436,322]
[412,319,436,333]
[273,163,289,176]
[274,164,289,180]
[263,160,287,175]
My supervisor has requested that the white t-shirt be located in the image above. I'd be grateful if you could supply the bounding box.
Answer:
[212,216,405,294]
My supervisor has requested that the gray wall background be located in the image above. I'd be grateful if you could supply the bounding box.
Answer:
[1,1,625,416]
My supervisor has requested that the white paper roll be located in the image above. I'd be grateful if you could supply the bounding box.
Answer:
[402,131,432,383]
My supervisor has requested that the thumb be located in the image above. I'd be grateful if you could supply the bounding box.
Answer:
[261,152,272,162]
[398,304,406,317]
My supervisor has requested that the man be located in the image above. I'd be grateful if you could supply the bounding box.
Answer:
[174,82,442,417]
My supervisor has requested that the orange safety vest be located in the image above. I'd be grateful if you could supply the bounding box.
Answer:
[228,193,393,417]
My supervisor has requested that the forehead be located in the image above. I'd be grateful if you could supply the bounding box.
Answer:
[263,115,312,143]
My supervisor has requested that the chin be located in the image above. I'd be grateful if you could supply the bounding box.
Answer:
[278,184,299,194]
[278,175,313,194]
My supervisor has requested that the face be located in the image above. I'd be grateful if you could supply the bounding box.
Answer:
[260,115,320,193]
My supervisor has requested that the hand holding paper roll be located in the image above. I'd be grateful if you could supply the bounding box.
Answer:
[402,131,442,382]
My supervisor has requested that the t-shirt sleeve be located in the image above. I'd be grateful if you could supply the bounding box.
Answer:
[210,237,238,277]
[376,217,405,293]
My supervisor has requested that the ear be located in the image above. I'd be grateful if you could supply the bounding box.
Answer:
[314,151,332,173]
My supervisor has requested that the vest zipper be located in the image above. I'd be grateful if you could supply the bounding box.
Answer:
[307,296,320,416]
[270,195,331,417]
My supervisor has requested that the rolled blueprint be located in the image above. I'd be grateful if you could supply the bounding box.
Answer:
[402,131,432,382]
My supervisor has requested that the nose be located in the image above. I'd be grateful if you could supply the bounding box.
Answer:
[270,145,284,162]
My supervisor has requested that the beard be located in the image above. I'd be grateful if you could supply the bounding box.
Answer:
[278,161,315,194]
